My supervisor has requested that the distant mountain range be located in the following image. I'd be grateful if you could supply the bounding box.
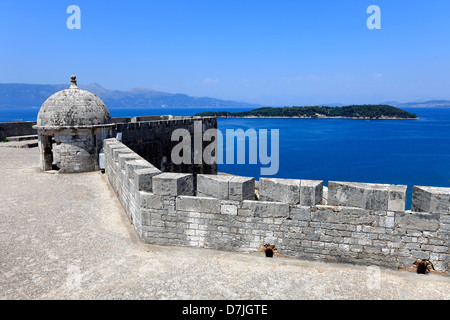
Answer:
[395,100,450,108]
[1,82,450,110]
[0,82,259,109]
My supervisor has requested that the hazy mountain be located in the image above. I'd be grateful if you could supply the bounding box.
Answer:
[0,83,64,108]
[2,82,449,110]
[396,100,450,108]
[0,82,259,109]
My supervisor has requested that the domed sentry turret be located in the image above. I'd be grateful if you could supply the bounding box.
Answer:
[34,76,114,173]
[36,75,111,128]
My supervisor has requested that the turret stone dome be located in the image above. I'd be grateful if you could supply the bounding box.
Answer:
[36,76,111,129]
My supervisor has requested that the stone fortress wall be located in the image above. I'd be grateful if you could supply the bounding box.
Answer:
[103,138,450,272]
[114,116,217,174]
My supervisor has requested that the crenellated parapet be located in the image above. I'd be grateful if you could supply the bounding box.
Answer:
[103,138,450,273]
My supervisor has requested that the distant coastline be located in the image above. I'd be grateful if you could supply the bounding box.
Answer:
[211,115,417,120]
[194,105,418,120]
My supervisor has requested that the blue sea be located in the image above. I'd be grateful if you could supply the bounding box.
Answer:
[1,106,449,208]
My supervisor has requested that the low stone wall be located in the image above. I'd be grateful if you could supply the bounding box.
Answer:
[0,121,37,140]
[104,138,450,272]
[0,115,198,139]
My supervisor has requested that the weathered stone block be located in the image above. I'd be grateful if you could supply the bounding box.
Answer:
[118,153,142,170]
[328,181,406,211]
[289,206,311,221]
[328,181,373,209]
[370,188,390,210]
[395,212,440,231]
[138,191,163,210]
[112,147,134,162]
[379,215,395,228]
[229,176,255,201]
[259,178,301,204]
[103,140,123,155]
[237,209,253,217]
[388,185,407,211]
[152,173,194,196]
[221,205,238,216]
[300,180,323,206]
[310,206,372,225]
[412,186,450,214]
[124,159,152,180]
[134,167,161,192]
[197,174,233,200]
[412,186,432,213]
[220,200,239,216]
[241,200,289,218]
[176,196,221,213]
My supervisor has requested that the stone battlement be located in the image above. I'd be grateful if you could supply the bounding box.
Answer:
[103,138,450,272]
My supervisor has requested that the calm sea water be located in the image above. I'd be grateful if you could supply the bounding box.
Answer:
[1,106,449,208]
[219,108,450,209]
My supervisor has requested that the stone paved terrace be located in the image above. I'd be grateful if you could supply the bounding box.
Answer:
[1,146,449,300]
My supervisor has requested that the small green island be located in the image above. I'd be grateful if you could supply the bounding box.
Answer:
[194,105,418,119]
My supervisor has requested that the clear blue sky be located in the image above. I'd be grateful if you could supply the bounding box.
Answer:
[1,0,450,105]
